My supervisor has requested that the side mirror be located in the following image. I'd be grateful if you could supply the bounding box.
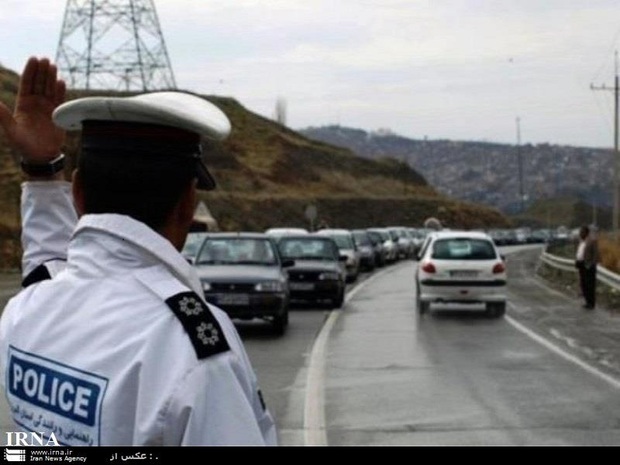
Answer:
[339,255,348,262]
[281,259,296,268]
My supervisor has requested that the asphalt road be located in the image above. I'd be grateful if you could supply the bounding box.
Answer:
[319,249,620,445]
[234,308,328,446]
[2,247,620,446]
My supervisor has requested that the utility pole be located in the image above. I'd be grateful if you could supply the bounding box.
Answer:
[593,201,598,227]
[516,117,525,213]
[402,153,408,196]
[591,51,619,238]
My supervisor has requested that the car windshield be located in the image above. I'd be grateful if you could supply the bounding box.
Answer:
[278,238,338,261]
[352,231,371,246]
[379,231,391,241]
[196,238,277,265]
[431,238,497,260]
[181,233,208,258]
[326,234,354,249]
[366,231,382,245]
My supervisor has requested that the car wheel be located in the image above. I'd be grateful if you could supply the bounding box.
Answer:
[486,302,506,318]
[272,310,289,335]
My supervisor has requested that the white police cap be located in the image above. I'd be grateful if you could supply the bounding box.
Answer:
[52,92,231,190]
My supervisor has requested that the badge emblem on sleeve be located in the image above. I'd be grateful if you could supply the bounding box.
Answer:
[165,292,230,359]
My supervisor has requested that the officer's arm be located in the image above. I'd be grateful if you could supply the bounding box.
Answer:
[21,180,77,286]
[0,57,73,286]
[222,324,278,445]
[163,357,275,446]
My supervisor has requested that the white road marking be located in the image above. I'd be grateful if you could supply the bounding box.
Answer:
[303,265,405,446]
[303,251,620,447]
[303,308,338,446]
[505,310,620,390]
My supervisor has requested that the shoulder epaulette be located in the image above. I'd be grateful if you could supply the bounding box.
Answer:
[164,291,230,359]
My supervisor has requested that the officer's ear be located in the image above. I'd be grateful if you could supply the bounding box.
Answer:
[165,177,197,234]
[72,169,86,217]
[178,178,197,227]
[163,178,197,251]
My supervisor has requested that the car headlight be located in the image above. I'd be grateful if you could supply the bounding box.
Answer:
[319,272,340,281]
[255,281,284,292]
[202,282,211,292]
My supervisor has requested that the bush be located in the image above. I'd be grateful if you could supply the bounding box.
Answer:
[599,234,620,274]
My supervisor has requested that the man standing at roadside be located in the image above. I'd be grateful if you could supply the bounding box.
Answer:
[575,225,599,310]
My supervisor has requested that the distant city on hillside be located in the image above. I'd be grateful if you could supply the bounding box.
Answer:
[301,125,612,215]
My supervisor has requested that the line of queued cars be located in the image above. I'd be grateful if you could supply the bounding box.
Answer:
[183,225,548,331]
[487,227,564,246]
[181,226,429,335]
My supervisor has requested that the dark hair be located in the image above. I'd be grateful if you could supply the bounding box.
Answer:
[77,149,196,231]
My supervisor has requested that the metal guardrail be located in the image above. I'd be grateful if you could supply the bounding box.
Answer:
[540,251,620,291]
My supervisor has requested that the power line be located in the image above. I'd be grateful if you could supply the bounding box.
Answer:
[516,116,525,213]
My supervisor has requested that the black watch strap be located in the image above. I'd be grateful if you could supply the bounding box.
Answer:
[20,154,66,177]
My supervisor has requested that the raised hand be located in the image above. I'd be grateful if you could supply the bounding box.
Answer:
[0,57,67,162]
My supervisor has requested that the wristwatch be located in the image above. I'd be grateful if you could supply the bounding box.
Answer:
[20,154,66,177]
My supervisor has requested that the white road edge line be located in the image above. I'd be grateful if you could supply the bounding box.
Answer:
[302,307,337,446]
[303,265,402,446]
[505,311,620,390]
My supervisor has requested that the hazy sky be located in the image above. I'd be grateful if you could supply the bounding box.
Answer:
[1,0,620,148]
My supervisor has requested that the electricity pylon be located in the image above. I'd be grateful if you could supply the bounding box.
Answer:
[56,0,177,91]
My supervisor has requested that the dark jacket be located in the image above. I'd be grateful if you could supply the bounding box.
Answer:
[577,237,599,270]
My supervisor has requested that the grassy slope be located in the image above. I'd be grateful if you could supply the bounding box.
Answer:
[516,197,612,229]
[0,66,510,270]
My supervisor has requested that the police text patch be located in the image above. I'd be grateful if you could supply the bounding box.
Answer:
[165,292,230,359]
[7,346,108,446]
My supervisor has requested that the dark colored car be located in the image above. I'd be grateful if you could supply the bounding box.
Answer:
[276,235,347,309]
[194,233,291,335]
[351,229,377,271]
[366,229,387,267]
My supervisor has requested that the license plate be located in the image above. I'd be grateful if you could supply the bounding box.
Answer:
[215,293,250,305]
[290,282,315,291]
[450,270,479,278]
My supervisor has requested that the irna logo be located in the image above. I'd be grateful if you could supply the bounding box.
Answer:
[5,431,59,447]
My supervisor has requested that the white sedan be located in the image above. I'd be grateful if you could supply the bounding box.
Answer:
[415,231,507,317]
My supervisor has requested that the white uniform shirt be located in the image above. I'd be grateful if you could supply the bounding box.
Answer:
[576,241,586,261]
[0,182,277,446]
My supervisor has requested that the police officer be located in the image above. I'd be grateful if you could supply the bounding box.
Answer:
[0,57,277,446]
